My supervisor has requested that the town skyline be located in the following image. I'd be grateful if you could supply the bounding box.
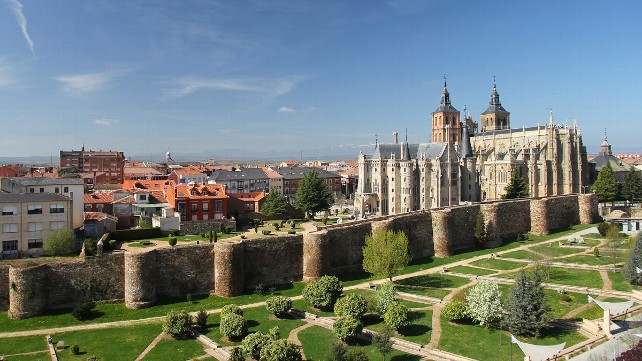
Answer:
[1,1,641,158]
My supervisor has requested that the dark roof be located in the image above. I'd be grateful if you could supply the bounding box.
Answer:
[0,193,72,203]
[210,168,269,181]
[6,177,84,185]
[460,128,473,158]
[271,167,340,180]
[372,142,448,160]
[475,125,545,136]
[591,154,630,172]
[481,86,509,115]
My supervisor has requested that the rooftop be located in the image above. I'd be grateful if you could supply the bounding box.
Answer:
[0,193,72,203]
[5,177,84,186]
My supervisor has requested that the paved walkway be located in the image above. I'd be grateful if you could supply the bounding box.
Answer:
[134,332,165,361]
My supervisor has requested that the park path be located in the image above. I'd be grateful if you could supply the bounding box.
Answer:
[134,332,165,361]
[287,323,313,360]
[426,280,477,349]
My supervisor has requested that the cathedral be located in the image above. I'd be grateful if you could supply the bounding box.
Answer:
[355,79,588,217]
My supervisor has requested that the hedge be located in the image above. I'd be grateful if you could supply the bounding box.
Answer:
[108,228,162,242]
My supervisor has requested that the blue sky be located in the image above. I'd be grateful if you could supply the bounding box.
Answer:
[1,0,640,160]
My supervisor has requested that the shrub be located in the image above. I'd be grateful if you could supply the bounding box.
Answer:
[291,222,296,229]
[273,222,280,227]
[326,340,347,361]
[242,332,273,359]
[220,313,247,339]
[223,226,232,234]
[108,239,118,249]
[376,282,397,315]
[162,310,192,338]
[302,275,343,310]
[333,315,363,341]
[194,310,209,330]
[597,222,610,236]
[83,239,97,256]
[72,300,96,321]
[44,228,77,256]
[268,326,280,340]
[228,347,245,361]
[262,230,272,235]
[86,357,101,361]
[169,229,180,236]
[442,299,468,321]
[288,230,296,234]
[346,349,368,361]
[71,345,80,355]
[322,218,328,225]
[221,304,243,318]
[240,235,247,239]
[384,302,410,330]
[334,293,368,319]
[260,339,302,361]
[168,237,177,247]
[265,296,292,316]
[593,247,600,257]
[254,225,259,233]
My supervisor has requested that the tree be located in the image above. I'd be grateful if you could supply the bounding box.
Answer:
[326,340,348,361]
[261,190,289,217]
[302,275,343,310]
[220,313,248,339]
[502,270,551,337]
[592,165,618,203]
[162,310,192,338]
[334,293,368,319]
[441,299,468,321]
[333,315,363,341]
[383,302,410,330]
[194,310,209,330]
[221,304,243,318]
[346,349,369,361]
[228,347,245,361]
[376,282,397,315]
[503,167,529,199]
[621,167,642,202]
[260,339,303,361]
[373,325,393,361]
[265,296,292,317]
[242,332,273,359]
[296,169,334,219]
[474,211,487,247]
[623,234,642,285]
[465,281,503,328]
[44,228,77,256]
[363,229,411,282]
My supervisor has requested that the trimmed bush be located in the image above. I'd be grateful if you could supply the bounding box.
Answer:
[260,339,302,361]
[597,222,610,236]
[346,349,368,361]
[229,347,245,361]
[376,282,397,315]
[384,302,410,330]
[163,310,192,338]
[242,332,273,359]
[71,345,80,355]
[72,301,96,321]
[334,293,368,319]
[168,237,177,247]
[221,304,243,318]
[442,299,468,321]
[333,315,363,341]
[302,275,343,310]
[194,310,209,330]
[265,296,292,316]
[326,340,347,361]
[220,313,247,339]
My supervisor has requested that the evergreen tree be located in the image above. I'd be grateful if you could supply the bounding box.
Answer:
[621,167,642,202]
[363,229,411,282]
[502,270,551,337]
[592,164,618,203]
[260,189,289,217]
[503,167,529,199]
[296,169,334,219]
[623,234,642,286]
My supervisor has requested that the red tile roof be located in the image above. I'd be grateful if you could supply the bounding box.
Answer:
[229,192,266,202]
[84,193,115,204]
[173,184,228,199]
[84,212,117,222]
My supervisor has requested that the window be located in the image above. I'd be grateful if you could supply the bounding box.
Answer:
[2,240,18,253]
[2,206,17,216]
[28,239,43,249]
[214,200,223,213]
[139,194,147,201]
[202,202,209,212]
[27,205,43,214]
[97,204,104,212]
[3,223,18,233]
[50,204,65,214]
[50,221,65,230]
[55,187,60,193]
[40,188,45,193]
[63,187,69,193]
[29,188,35,193]
[192,204,198,212]
[28,222,43,232]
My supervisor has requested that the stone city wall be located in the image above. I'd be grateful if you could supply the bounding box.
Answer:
[4,193,598,318]
[179,219,237,235]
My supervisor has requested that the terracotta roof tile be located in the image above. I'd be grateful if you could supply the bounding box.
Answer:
[84,193,114,203]
[84,212,117,222]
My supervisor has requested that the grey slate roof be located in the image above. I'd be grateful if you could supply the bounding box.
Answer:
[210,168,269,181]
[271,167,339,179]
[372,142,448,160]
[475,125,545,136]
[0,193,72,203]
[5,177,84,185]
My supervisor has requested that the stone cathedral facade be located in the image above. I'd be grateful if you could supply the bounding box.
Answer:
[355,80,588,217]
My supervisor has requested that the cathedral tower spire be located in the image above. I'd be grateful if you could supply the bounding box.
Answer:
[432,76,461,144]
[480,77,510,132]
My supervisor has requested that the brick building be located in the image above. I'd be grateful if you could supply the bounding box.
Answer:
[166,184,229,221]
[60,147,125,184]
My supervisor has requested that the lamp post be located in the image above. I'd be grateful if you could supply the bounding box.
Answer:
[581,185,590,194]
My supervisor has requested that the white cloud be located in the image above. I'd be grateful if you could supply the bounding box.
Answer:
[56,70,127,94]
[0,59,17,88]
[94,118,116,126]
[7,0,35,58]
[164,75,305,99]
[278,106,295,113]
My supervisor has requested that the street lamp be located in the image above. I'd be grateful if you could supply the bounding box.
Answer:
[581,185,590,194]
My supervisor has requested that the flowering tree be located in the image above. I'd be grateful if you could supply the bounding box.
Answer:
[465,281,503,327]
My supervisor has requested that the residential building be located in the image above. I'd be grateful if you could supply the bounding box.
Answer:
[0,193,73,258]
[269,167,342,202]
[83,212,117,238]
[60,147,125,184]
[1,177,84,229]
[210,168,270,193]
[227,192,267,220]
[168,167,207,185]
[166,184,229,221]
[264,168,284,194]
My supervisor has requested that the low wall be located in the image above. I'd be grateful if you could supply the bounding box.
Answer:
[483,200,531,242]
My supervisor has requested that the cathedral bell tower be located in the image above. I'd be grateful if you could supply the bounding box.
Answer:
[432,77,461,144]
[480,77,510,132]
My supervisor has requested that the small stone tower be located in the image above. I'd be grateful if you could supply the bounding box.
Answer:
[459,127,479,202]
[480,77,510,132]
[432,78,461,144]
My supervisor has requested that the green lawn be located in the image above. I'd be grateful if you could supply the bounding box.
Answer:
[0,283,305,333]
[0,354,51,361]
[530,245,587,258]
[396,274,471,289]
[501,250,543,261]
[609,272,633,292]
[363,310,433,345]
[438,315,587,361]
[447,265,497,276]
[345,289,433,309]
[497,267,603,289]
[203,305,306,346]
[128,241,157,248]
[141,338,205,361]
[469,258,525,271]
[0,335,48,355]
[554,254,620,266]
[298,326,421,361]
[54,322,161,360]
